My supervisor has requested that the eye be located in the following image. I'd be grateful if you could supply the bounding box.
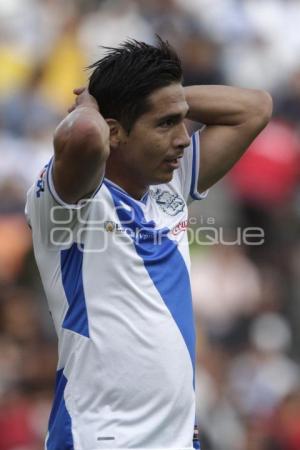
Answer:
[159,118,176,128]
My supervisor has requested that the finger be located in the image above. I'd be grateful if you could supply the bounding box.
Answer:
[73,86,86,95]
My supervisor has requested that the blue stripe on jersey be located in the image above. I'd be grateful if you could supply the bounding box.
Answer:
[190,132,208,201]
[190,133,198,200]
[60,243,90,337]
[105,181,196,383]
[193,440,201,450]
[47,369,74,450]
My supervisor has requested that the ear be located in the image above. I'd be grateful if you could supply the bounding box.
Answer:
[106,119,127,149]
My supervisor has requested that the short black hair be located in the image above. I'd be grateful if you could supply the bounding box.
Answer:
[88,36,182,133]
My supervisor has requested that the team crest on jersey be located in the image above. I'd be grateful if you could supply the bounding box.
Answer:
[150,188,185,216]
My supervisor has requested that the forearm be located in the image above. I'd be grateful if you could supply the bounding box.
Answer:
[184,85,273,127]
[187,85,273,192]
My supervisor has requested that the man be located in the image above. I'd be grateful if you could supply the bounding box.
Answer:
[25,38,272,450]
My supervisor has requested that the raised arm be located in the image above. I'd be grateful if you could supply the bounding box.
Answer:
[184,85,273,192]
[53,88,110,204]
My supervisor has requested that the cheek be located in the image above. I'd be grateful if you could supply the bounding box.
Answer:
[147,136,169,159]
[144,145,165,165]
[129,131,169,164]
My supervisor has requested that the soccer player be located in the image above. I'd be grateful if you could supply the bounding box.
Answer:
[25,38,272,450]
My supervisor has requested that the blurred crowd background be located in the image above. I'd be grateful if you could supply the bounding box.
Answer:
[0,0,300,449]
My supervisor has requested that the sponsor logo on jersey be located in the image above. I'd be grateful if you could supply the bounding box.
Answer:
[35,163,49,198]
[104,221,129,235]
[150,188,185,216]
[103,220,168,244]
[172,220,188,236]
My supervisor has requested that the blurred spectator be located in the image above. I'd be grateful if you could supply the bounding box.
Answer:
[79,0,153,63]
[196,341,245,450]
[175,0,253,44]
[0,0,65,98]
[229,120,300,210]
[0,65,59,138]
[267,387,300,450]
[222,0,300,90]
[0,287,57,450]
[275,66,300,130]
[41,14,88,112]
[192,245,262,345]
[0,215,32,283]
[229,313,300,418]
[180,32,225,87]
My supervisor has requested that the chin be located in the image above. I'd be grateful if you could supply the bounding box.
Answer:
[151,173,174,185]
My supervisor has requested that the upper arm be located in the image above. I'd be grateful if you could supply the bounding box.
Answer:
[198,92,273,192]
[25,161,80,250]
[53,107,110,204]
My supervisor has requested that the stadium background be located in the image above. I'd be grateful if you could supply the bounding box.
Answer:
[0,0,300,449]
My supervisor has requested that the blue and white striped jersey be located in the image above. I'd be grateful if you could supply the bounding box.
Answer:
[25,131,206,450]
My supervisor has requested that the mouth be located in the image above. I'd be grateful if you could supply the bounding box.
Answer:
[163,155,183,170]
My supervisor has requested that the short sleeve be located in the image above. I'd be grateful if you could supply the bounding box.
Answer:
[172,128,208,204]
[46,157,103,210]
[25,159,103,249]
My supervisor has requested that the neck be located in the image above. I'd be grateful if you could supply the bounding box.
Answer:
[105,164,148,200]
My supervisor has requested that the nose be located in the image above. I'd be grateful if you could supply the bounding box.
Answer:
[173,122,191,149]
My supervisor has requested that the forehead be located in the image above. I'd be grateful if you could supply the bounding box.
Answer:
[144,83,188,119]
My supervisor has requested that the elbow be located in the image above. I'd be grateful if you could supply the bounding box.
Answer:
[73,120,109,154]
[54,115,110,162]
[254,90,273,128]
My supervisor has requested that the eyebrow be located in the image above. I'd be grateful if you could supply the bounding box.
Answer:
[156,108,189,124]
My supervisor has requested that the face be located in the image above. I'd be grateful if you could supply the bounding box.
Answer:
[111,83,191,197]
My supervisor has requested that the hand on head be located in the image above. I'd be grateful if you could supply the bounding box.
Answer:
[68,87,99,113]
